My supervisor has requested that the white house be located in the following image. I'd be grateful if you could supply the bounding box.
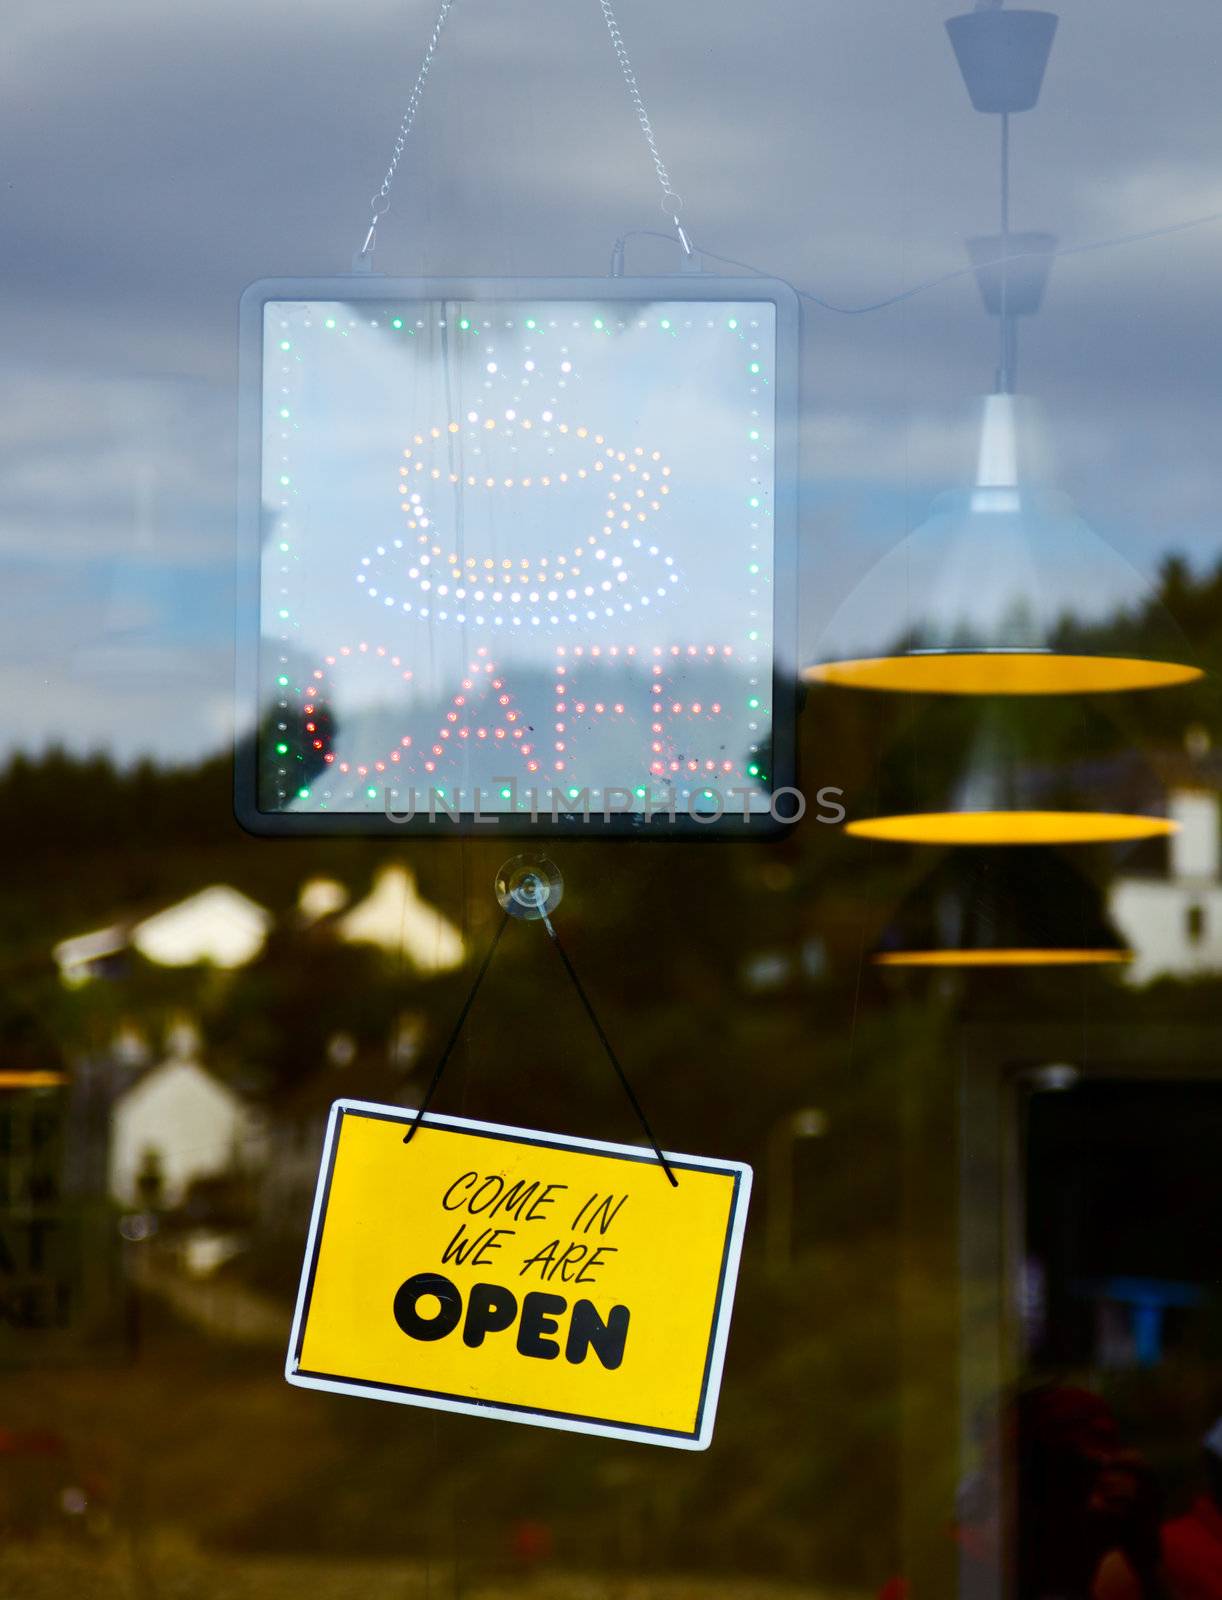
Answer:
[109,1028,266,1208]
[130,886,271,969]
[54,885,271,985]
[1109,788,1222,985]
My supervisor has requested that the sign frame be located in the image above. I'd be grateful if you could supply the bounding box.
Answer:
[285,1099,753,1451]
[235,274,800,838]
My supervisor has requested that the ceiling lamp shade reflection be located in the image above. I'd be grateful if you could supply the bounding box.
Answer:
[813,4,1199,859]
[818,658,1198,696]
[0,1070,67,1091]
[848,810,1175,847]
[0,1005,68,1089]
[945,8,1058,116]
[807,396,1202,698]
[810,6,1199,698]
[846,697,1180,846]
[872,847,1132,967]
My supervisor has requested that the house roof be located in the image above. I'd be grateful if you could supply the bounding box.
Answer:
[54,884,271,981]
[131,886,271,968]
[114,1053,251,1114]
[336,866,465,973]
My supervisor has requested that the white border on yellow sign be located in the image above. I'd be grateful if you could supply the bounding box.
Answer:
[285,1100,752,1451]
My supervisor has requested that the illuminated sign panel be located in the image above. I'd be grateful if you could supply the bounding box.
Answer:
[237,277,798,834]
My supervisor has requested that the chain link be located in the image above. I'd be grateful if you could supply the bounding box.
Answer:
[597,0,691,250]
[358,0,456,261]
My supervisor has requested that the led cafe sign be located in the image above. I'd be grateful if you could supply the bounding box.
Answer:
[237,276,798,836]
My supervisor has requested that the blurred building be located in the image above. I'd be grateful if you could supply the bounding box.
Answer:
[53,884,271,986]
[1110,788,1222,984]
[108,1022,267,1209]
[336,865,464,972]
[53,870,456,1230]
[296,876,350,924]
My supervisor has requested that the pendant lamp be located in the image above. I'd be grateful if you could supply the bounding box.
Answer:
[808,394,1201,701]
[807,6,1200,701]
[872,847,1132,967]
[809,4,1200,851]
[842,634,1181,846]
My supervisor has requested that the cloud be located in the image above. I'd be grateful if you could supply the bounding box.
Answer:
[3,0,1222,758]
[0,370,233,562]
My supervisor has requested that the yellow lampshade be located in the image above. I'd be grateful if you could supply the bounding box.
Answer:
[847,809,1177,847]
[807,396,1200,696]
[842,690,1178,847]
[0,1070,67,1090]
[875,948,1130,968]
[810,651,1200,696]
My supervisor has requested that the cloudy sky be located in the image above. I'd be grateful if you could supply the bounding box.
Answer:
[5,0,1221,762]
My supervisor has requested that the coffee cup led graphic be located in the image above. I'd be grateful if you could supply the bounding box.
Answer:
[356,409,681,633]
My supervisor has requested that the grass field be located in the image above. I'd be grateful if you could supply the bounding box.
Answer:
[0,1534,844,1600]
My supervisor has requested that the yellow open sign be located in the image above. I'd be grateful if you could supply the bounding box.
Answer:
[286,1101,752,1450]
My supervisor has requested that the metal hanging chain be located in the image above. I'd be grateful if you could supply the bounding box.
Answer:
[357,0,690,265]
[357,0,456,264]
[597,0,691,254]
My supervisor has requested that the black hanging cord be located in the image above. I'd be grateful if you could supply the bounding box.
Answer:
[541,918,678,1188]
[403,909,678,1188]
[404,909,510,1143]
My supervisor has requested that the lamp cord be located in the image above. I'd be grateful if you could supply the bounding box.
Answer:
[610,205,1222,313]
[998,109,1014,393]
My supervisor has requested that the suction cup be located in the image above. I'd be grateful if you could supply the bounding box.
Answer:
[495,855,564,921]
